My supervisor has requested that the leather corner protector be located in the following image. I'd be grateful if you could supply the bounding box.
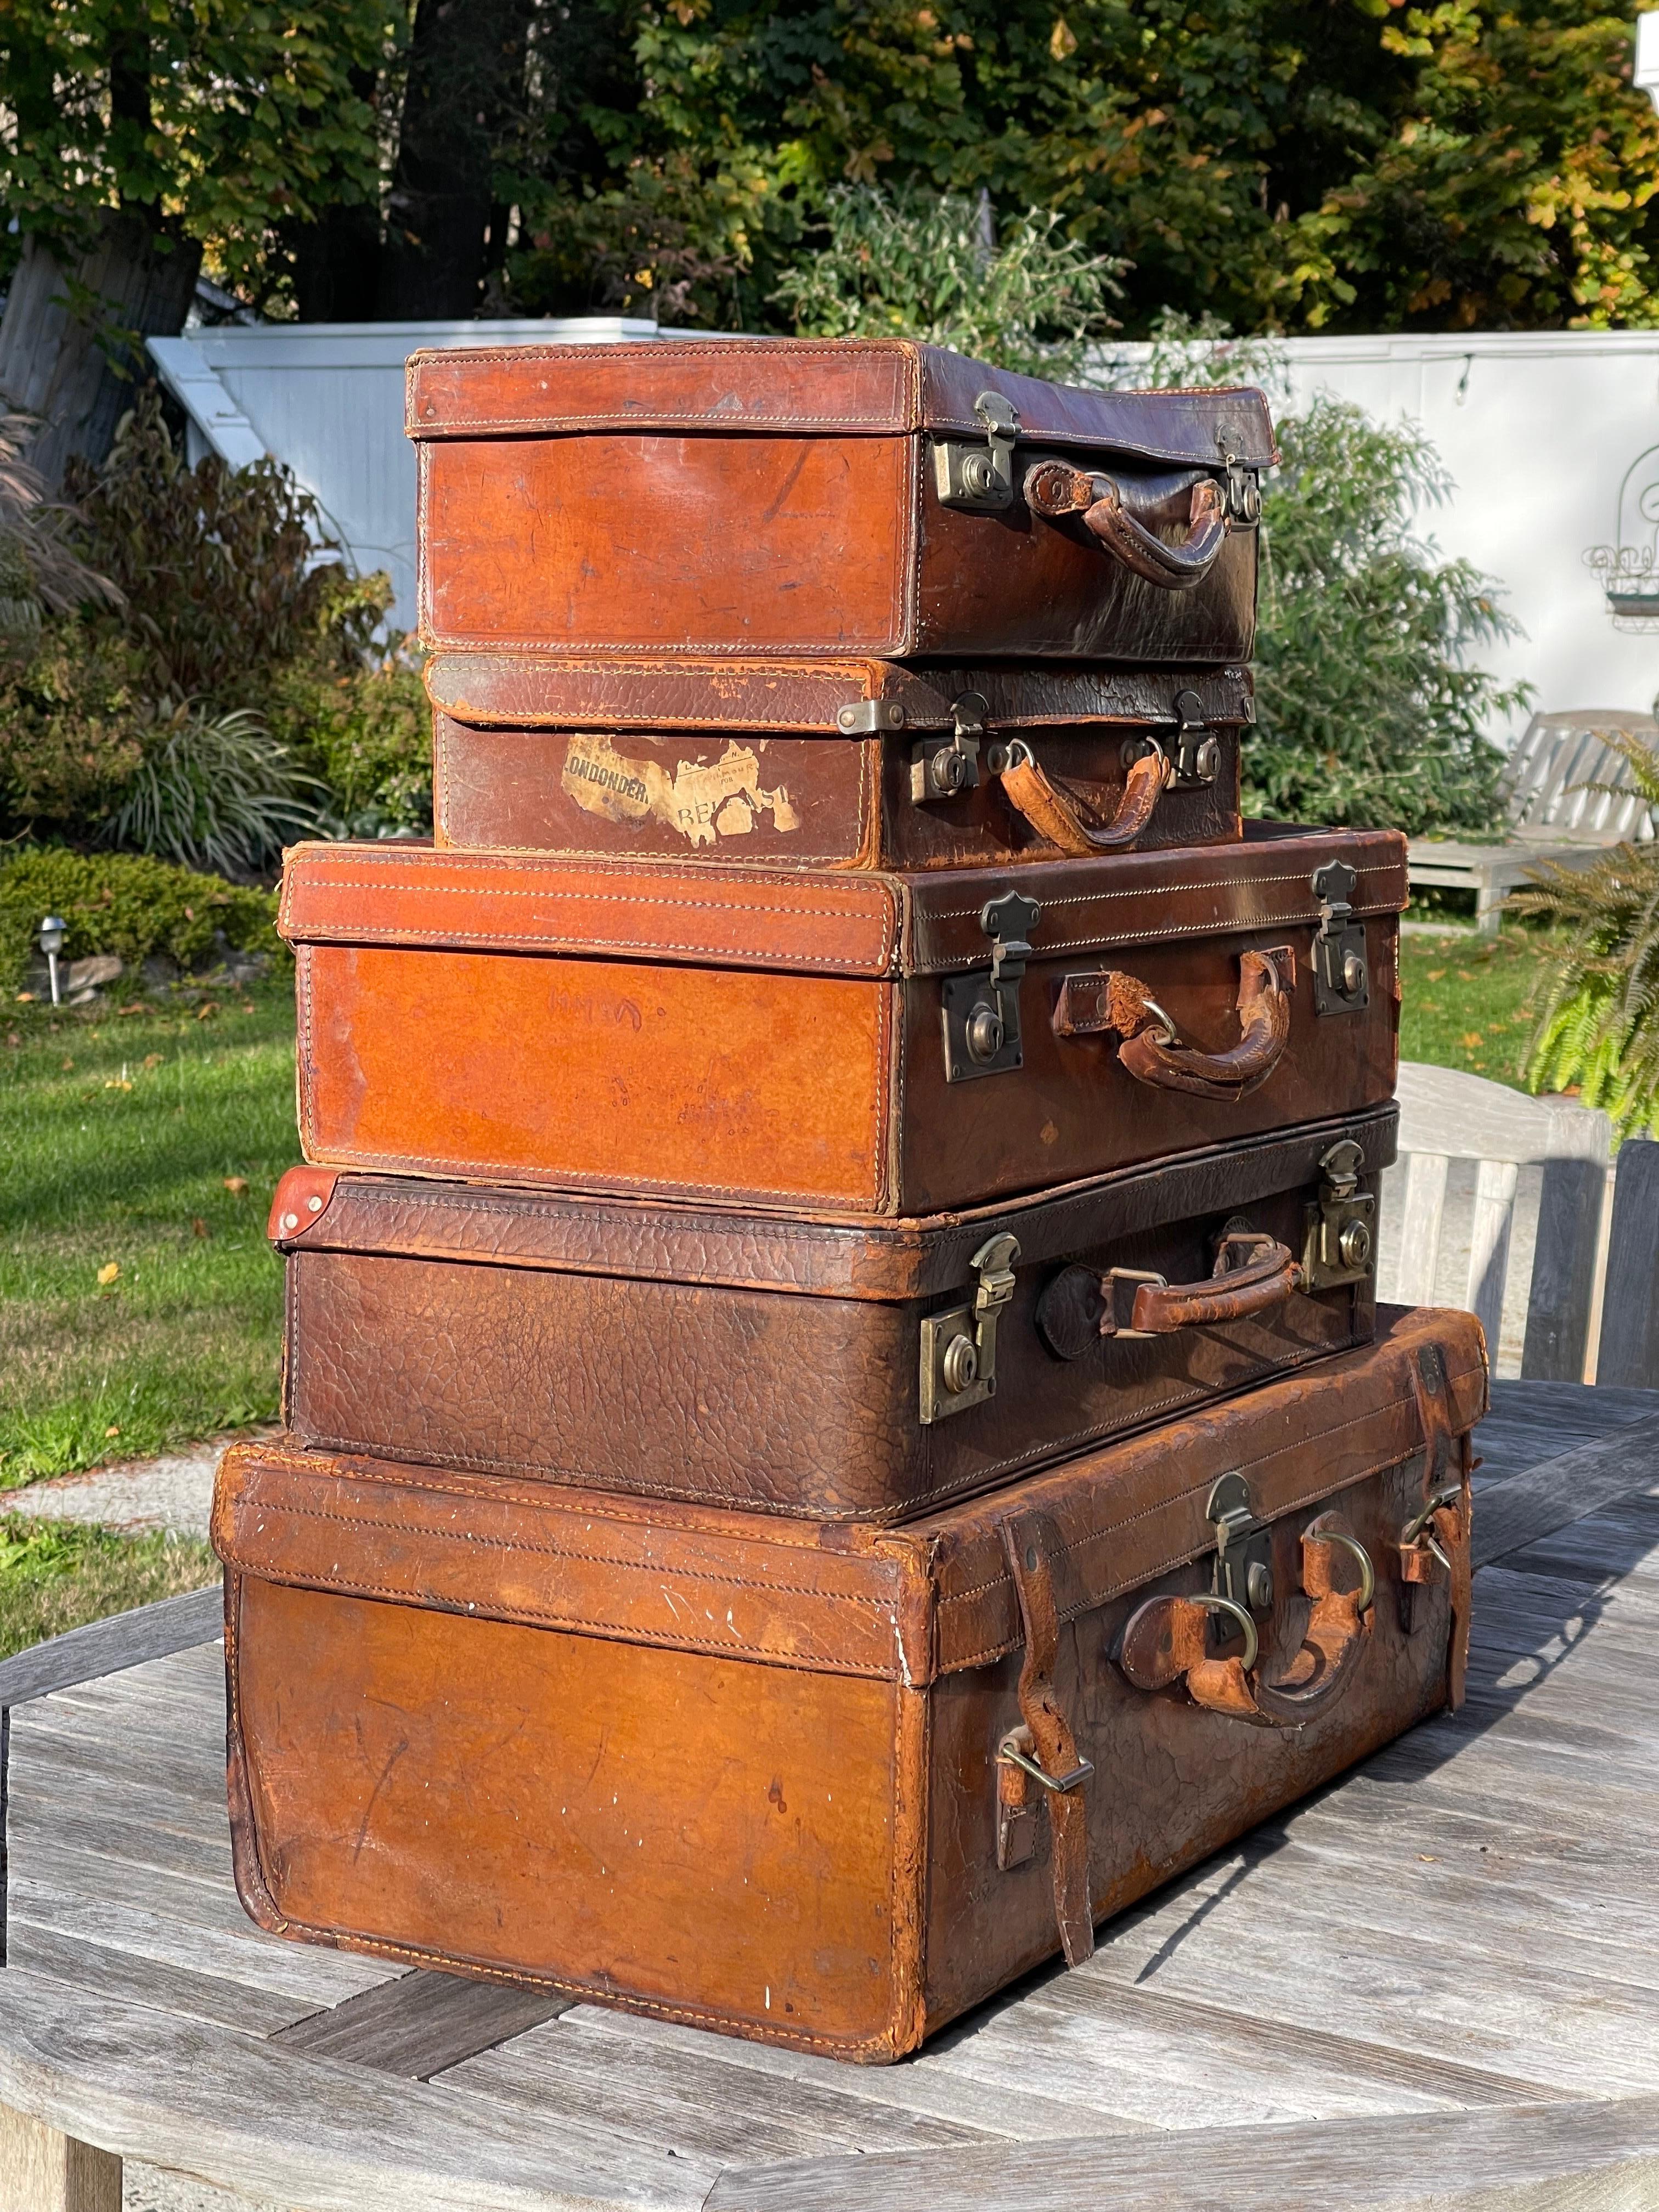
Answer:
[268,1164,340,1246]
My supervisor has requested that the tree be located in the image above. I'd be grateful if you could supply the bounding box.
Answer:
[0,1,388,479]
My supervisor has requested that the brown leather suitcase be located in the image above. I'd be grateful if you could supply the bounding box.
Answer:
[430,656,1249,867]
[216,1304,1484,2063]
[279,824,1403,1216]
[407,340,1273,663]
[268,1105,1393,1523]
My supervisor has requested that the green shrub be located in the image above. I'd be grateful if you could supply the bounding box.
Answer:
[0,849,281,993]
[0,623,150,838]
[265,652,431,838]
[106,704,328,874]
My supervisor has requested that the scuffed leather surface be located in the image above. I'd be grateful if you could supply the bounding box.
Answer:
[270,1105,1397,1297]
[280,1151,1387,1521]
[221,1310,1477,2062]
[425,654,1253,735]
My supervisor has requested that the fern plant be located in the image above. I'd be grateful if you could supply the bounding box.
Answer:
[105,705,328,878]
[1517,729,1659,1132]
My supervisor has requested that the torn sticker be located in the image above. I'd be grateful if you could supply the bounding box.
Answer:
[562,733,800,847]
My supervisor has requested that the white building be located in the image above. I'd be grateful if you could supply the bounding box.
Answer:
[151,320,1659,744]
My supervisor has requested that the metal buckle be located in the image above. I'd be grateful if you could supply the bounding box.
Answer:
[996,1738,1094,1795]
[1402,1481,1464,1573]
[941,890,1040,1082]
[919,1233,1021,1424]
[933,391,1020,511]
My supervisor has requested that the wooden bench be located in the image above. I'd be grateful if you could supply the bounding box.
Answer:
[2,1380,1659,2212]
[1381,1060,1659,1386]
[1406,708,1657,934]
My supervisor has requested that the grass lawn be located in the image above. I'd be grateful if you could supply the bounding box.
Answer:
[1398,920,1556,1091]
[0,972,295,1485]
[0,1517,217,1659]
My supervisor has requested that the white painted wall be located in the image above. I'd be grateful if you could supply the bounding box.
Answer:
[150,321,1659,742]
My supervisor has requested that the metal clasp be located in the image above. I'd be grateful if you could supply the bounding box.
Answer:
[912,690,988,802]
[836,698,906,736]
[919,1232,1020,1424]
[1311,861,1369,1015]
[1301,1137,1376,1290]
[1217,427,1262,527]
[1121,691,1221,788]
[933,390,1020,511]
[942,890,1040,1082]
[1207,1472,1276,1615]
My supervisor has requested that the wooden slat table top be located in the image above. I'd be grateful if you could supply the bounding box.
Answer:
[2,1380,1658,2211]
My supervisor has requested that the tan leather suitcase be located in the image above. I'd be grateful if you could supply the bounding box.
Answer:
[268,1105,1393,1523]
[430,657,1249,867]
[279,824,1403,1216]
[216,1304,1484,2063]
[407,340,1273,663]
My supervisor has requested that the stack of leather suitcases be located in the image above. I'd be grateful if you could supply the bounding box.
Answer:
[213,340,1484,2063]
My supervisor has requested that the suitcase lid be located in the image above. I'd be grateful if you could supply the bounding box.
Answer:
[406,339,1278,471]
[267,1105,1397,1299]
[424,654,1256,736]
[215,1306,1486,1688]
[276,825,1407,981]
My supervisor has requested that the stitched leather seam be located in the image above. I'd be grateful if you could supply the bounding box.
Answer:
[292,1137,882,1211]
[223,1497,887,1606]
[924,862,1402,927]
[936,1355,1483,1618]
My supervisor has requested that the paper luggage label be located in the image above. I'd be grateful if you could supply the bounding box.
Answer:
[562,733,801,847]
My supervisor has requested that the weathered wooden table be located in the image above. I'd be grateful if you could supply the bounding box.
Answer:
[3,1380,1658,2212]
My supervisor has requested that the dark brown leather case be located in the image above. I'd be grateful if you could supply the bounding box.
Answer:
[268,1107,1393,1523]
[430,658,1249,867]
[217,1305,1484,2063]
[407,341,1274,663]
[279,823,1403,1216]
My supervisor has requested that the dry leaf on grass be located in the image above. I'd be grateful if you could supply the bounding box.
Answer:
[96,1262,120,1286]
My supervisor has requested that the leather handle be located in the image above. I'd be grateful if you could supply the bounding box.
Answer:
[1024,462,1228,591]
[1118,1513,1375,1731]
[1054,950,1293,1101]
[1124,1237,1302,1334]
[996,741,1169,857]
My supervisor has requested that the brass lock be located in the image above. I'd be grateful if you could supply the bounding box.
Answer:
[1301,1138,1376,1291]
[941,891,1040,1082]
[1208,1472,1276,1615]
[932,391,1020,512]
[1311,861,1369,1015]
[919,1234,1020,1423]
[912,691,989,803]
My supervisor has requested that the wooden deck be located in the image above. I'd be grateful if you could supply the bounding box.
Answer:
[2,1379,1658,2210]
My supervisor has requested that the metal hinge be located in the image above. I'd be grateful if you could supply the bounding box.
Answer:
[1301,1137,1376,1291]
[941,890,1040,1081]
[919,1232,1021,1424]
[1311,861,1369,1015]
[836,699,906,735]
[912,690,996,802]
[932,390,1020,511]
[1207,1472,1276,1614]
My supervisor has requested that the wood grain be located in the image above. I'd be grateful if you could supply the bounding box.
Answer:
[0,2098,119,2212]
[0,1587,221,1710]
[273,1972,571,2079]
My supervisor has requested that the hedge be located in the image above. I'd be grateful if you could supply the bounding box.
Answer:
[0,848,283,994]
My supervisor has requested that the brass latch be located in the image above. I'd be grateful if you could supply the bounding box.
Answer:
[933,390,1020,511]
[1207,1472,1276,1614]
[1311,861,1369,1015]
[919,1232,1020,1424]
[1301,1137,1376,1290]
[1121,690,1221,789]
[1217,427,1262,526]
[912,690,995,802]
[941,890,1040,1081]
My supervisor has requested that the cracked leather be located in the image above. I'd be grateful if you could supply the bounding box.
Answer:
[281,825,1404,1215]
[408,340,1273,662]
[275,1108,1395,1522]
[218,1306,1485,2064]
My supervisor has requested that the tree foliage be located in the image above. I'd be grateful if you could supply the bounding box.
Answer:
[1248,397,1526,834]
[1519,733,1659,1132]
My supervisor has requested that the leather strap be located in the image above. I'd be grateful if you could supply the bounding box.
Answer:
[1407,1342,1475,1710]
[1060,950,1291,1099]
[1000,1511,1094,1967]
[997,743,1169,856]
[1024,462,1229,591]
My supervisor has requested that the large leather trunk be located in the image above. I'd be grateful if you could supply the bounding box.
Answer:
[269,1107,1393,1523]
[279,824,1403,1217]
[216,1305,1485,2063]
[430,657,1249,867]
[408,341,1274,663]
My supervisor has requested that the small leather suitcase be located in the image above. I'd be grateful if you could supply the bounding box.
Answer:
[268,1105,1393,1522]
[407,340,1274,663]
[279,824,1403,1216]
[216,1304,1483,2063]
[430,656,1249,867]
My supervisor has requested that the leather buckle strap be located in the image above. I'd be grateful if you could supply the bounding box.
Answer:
[1405,1342,1475,1708]
[998,1511,1094,1967]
